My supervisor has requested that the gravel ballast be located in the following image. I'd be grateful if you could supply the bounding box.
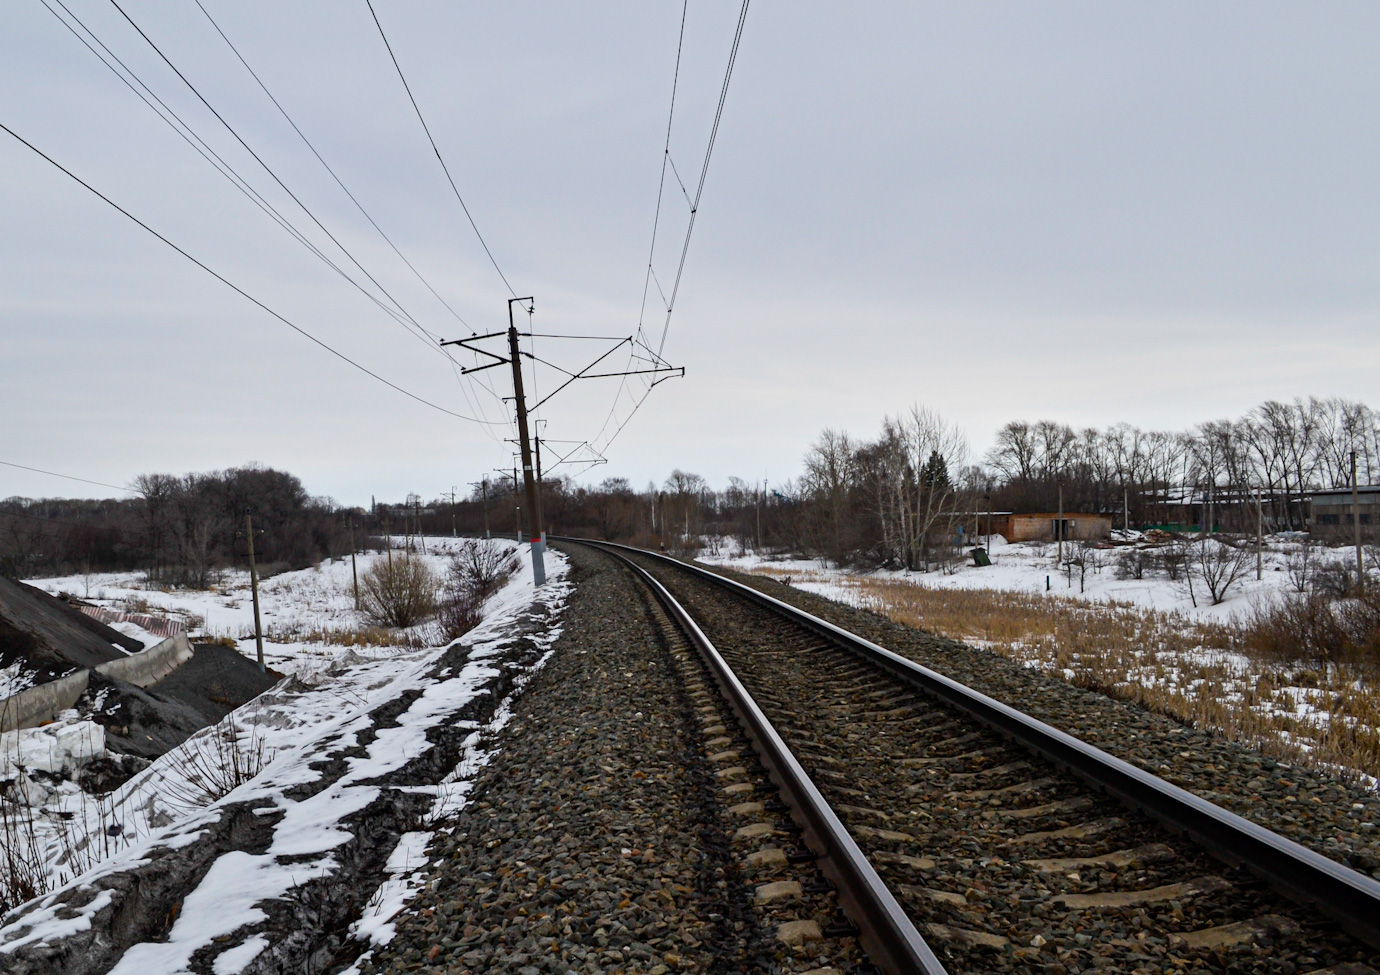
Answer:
[361,543,861,975]
[689,560,1380,881]
[632,554,1376,974]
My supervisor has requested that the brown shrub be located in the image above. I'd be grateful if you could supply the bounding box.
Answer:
[448,539,517,599]
[437,588,486,642]
[359,556,438,628]
[1238,588,1380,668]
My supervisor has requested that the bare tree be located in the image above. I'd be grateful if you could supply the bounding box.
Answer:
[802,428,857,564]
[1286,542,1317,594]
[879,407,969,571]
[1190,537,1253,605]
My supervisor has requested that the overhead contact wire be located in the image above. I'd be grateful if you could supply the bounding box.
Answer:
[365,0,518,299]
[596,1,750,456]
[656,0,750,358]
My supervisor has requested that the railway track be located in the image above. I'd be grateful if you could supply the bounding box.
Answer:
[572,539,1380,975]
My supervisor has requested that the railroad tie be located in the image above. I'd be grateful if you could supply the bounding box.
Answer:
[1171,914,1301,951]
[1055,875,1232,910]
[1022,842,1176,873]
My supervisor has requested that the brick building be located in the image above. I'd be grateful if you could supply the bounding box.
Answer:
[987,512,1113,543]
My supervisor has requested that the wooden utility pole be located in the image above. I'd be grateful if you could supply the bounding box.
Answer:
[1123,487,1129,532]
[514,464,521,542]
[1354,450,1364,594]
[450,487,458,537]
[1256,486,1264,581]
[1057,482,1064,565]
[415,497,428,555]
[383,515,393,568]
[348,517,360,610]
[245,513,265,673]
[756,481,762,551]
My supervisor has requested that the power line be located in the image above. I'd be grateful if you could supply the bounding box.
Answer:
[656,0,751,358]
[43,0,510,439]
[189,0,517,442]
[40,2,364,296]
[0,120,500,424]
[365,0,518,299]
[105,0,452,360]
[0,461,130,493]
[594,1,751,458]
[359,0,521,442]
[44,0,448,361]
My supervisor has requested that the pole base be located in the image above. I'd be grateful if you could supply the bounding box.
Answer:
[530,539,547,586]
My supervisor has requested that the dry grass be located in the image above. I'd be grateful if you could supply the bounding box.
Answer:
[743,566,1380,782]
[1,776,124,915]
[248,623,432,649]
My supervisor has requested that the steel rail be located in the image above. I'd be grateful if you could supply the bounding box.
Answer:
[569,539,1380,953]
[583,540,949,975]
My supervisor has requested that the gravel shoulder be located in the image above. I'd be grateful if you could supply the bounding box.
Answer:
[690,559,1380,881]
[0,559,570,974]
[361,543,859,975]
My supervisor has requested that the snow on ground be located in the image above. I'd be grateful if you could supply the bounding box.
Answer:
[1,540,571,969]
[0,659,42,699]
[701,534,1313,622]
[26,536,491,676]
[106,621,163,650]
[700,535,1378,783]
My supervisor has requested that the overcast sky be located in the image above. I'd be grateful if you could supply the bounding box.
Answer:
[3,1,1377,507]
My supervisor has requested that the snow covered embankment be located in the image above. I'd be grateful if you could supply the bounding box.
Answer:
[0,546,571,975]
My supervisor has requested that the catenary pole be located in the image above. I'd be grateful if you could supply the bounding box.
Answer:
[471,478,491,539]
[756,481,762,551]
[534,433,546,544]
[507,298,546,585]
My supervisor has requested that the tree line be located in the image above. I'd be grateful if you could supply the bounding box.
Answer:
[488,395,1375,570]
[0,465,354,584]
[4,395,1375,583]
[520,395,1380,570]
